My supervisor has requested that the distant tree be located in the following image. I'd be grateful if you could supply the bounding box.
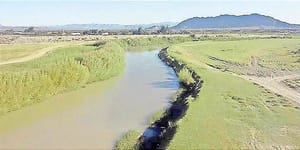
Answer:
[190,34,196,39]
[137,27,143,35]
[159,25,169,34]
[24,27,34,32]
[82,29,98,35]
[83,31,89,35]
[90,29,98,35]
[120,30,132,35]
[133,27,144,35]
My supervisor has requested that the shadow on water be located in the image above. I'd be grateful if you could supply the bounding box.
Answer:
[138,48,203,150]
[150,80,179,90]
[150,52,179,90]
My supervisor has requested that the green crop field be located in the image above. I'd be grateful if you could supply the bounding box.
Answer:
[167,39,300,149]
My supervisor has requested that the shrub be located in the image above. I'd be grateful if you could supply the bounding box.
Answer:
[171,88,185,101]
[149,109,165,125]
[116,130,140,150]
[82,41,125,82]
[178,68,195,84]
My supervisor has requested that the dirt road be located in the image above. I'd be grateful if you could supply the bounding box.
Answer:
[239,73,300,104]
[0,45,64,66]
[207,65,300,104]
[0,42,88,66]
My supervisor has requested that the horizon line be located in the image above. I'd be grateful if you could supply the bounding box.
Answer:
[2,13,300,27]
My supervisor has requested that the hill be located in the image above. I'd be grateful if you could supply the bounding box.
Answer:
[173,13,300,29]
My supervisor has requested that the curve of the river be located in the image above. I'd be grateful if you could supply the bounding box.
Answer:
[0,50,179,149]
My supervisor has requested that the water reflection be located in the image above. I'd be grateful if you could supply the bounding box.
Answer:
[151,80,179,89]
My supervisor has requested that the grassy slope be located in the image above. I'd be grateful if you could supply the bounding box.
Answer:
[167,39,300,149]
[0,44,95,71]
[0,43,54,62]
[116,130,141,150]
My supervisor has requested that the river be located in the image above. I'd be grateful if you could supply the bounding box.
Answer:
[0,50,179,149]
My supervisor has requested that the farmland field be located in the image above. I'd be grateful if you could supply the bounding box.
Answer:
[167,38,300,149]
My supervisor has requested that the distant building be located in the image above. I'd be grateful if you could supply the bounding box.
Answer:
[71,32,81,36]
[47,31,60,35]
[13,31,23,35]
[102,32,109,36]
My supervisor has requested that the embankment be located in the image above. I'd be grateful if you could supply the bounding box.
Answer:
[137,47,203,149]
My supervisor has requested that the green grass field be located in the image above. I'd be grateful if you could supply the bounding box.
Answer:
[0,43,53,61]
[0,44,95,71]
[170,39,300,72]
[167,39,300,149]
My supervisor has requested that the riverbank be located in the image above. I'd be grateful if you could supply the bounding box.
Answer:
[0,36,192,117]
[0,77,118,134]
[126,47,203,149]
[0,50,179,149]
[0,41,125,116]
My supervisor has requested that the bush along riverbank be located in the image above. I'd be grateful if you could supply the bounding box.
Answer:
[135,47,203,149]
[0,41,125,116]
[91,36,192,51]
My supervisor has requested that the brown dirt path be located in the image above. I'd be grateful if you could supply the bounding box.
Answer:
[239,73,300,104]
[0,42,87,66]
[0,45,63,65]
[206,65,300,104]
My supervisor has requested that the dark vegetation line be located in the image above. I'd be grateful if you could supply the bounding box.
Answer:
[136,47,203,150]
[0,36,191,116]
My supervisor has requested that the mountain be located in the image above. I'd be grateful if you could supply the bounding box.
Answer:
[0,22,177,31]
[173,13,300,30]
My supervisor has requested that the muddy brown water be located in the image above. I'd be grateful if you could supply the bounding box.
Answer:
[0,50,179,149]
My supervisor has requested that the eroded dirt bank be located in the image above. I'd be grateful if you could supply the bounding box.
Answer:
[137,47,203,149]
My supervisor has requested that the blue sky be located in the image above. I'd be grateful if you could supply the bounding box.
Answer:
[0,0,299,26]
